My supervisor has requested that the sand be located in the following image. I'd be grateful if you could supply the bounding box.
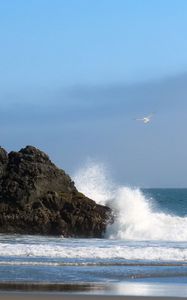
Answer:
[0,294,184,300]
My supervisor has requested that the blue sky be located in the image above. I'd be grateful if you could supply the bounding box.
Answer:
[1,0,187,187]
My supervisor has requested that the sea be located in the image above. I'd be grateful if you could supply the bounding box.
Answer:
[0,163,187,297]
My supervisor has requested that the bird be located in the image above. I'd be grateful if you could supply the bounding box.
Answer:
[135,113,154,124]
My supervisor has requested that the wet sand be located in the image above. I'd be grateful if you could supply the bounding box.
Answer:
[0,281,186,299]
[0,282,187,300]
[0,294,184,300]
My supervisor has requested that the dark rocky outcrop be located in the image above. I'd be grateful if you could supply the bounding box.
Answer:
[0,146,112,237]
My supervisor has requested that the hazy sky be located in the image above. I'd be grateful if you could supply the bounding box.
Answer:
[1,0,187,187]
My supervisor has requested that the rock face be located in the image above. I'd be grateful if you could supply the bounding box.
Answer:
[0,146,112,237]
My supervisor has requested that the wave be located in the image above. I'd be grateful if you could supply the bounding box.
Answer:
[74,162,187,241]
[0,243,187,261]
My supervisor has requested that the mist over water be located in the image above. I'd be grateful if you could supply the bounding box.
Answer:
[74,162,187,241]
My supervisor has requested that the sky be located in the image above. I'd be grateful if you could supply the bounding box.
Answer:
[1,0,187,187]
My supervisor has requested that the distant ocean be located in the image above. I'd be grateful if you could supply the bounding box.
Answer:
[0,163,187,297]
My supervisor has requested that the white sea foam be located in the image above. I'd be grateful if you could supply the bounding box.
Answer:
[74,162,187,242]
[0,243,187,261]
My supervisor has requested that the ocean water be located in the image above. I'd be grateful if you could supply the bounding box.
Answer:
[0,163,187,296]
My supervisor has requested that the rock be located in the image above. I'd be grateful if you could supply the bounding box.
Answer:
[0,145,112,237]
[0,147,8,177]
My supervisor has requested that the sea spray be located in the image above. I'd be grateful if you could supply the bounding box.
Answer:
[73,161,114,205]
[73,162,187,241]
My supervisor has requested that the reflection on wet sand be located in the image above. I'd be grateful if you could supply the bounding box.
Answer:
[0,281,186,298]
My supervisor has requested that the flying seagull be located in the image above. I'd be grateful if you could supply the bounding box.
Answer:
[135,113,154,124]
